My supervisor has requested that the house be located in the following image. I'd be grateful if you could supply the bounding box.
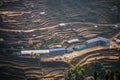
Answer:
[49,47,66,55]
[66,48,73,53]
[85,37,109,48]
[20,47,66,58]
[67,39,79,44]
[74,44,87,50]
[58,23,66,26]
[21,49,50,57]
[40,12,46,15]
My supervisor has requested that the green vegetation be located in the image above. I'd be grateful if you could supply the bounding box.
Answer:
[30,52,40,58]
[30,52,41,66]
[0,38,4,42]
[105,70,120,80]
[65,63,120,80]
[65,64,84,80]
[0,0,120,80]
[93,70,98,80]
[33,43,42,49]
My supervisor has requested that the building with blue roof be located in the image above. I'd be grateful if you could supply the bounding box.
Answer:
[86,37,109,47]
[49,47,66,55]
[74,44,87,50]
[66,48,73,53]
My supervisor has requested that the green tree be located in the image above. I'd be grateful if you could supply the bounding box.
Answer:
[65,64,84,80]
[33,43,42,49]
[115,70,120,80]
[105,70,111,80]
[30,52,34,58]
[105,70,120,80]
[93,70,98,80]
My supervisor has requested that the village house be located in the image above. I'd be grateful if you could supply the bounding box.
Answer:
[85,37,109,48]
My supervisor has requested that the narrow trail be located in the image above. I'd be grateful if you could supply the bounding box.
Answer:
[80,55,119,67]
[0,22,119,33]
[110,32,120,39]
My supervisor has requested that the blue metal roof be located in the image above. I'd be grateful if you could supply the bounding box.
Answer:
[67,48,73,52]
[74,44,87,50]
[99,37,109,42]
[49,48,66,52]
[86,37,108,44]
[86,37,100,43]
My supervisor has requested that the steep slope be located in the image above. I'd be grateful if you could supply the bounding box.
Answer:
[0,53,68,80]
[0,0,120,56]
[0,1,120,79]
[0,0,119,28]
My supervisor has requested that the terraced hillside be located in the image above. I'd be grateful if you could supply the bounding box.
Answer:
[1,0,119,28]
[0,0,120,53]
[0,53,69,80]
[72,49,120,68]
[0,48,120,80]
[0,0,120,80]
[71,48,120,79]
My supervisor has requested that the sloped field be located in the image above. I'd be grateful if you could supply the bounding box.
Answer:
[0,0,120,52]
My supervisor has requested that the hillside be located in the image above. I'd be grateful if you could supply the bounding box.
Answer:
[0,48,120,80]
[0,0,120,52]
[0,0,120,80]
[0,53,69,80]
[0,0,120,29]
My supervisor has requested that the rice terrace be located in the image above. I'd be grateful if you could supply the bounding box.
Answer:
[0,0,120,80]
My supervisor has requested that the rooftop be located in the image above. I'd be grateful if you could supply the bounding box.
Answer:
[94,25,98,28]
[40,12,46,15]
[49,48,66,52]
[67,39,79,44]
[67,48,73,51]
[74,44,87,49]
[21,50,50,54]
[58,23,66,26]
[113,38,120,43]
[86,37,108,44]
[114,25,119,28]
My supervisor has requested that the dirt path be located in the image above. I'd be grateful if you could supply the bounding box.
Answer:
[110,32,120,39]
[42,46,119,68]
[80,55,119,67]
[0,22,119,33]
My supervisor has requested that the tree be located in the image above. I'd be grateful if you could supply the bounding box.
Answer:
[65,64,84,80]
[33,43,42,49]
[30,52,34,58]
[105,70,120,80]
[64,57,71,64]
[115,70,120,80]
[105,70,111,80]
[93,70,98,80]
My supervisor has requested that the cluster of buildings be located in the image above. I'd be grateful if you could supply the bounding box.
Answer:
[15,22,119,58]
[74,37,109,50]
[20,47,67,57]
[20,36,109,58]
